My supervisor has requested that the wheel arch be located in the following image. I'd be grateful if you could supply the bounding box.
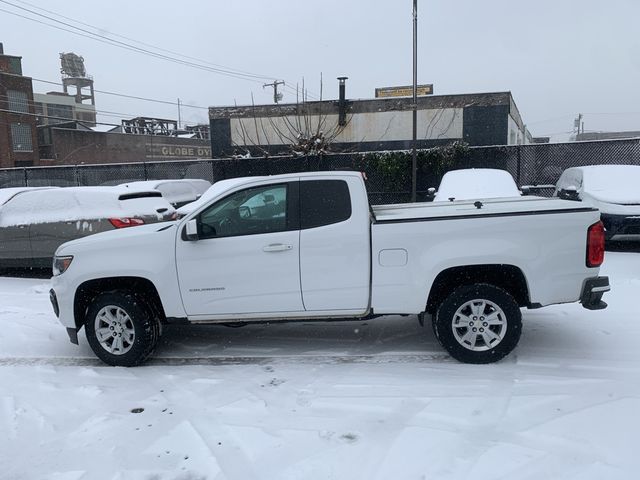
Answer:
[74,276,166,330]
[426,264,530,314]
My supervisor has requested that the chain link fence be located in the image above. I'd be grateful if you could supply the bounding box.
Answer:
[2,138,639,204]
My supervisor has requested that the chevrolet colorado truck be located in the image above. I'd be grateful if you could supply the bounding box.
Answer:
[49,171,610,366]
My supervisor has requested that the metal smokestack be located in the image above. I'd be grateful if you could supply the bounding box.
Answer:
[337,76,348,126]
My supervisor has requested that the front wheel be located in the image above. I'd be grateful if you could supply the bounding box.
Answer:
[85,291,160,367]
[433,283,522,364]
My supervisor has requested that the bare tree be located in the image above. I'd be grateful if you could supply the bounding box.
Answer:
[233,76,352,157]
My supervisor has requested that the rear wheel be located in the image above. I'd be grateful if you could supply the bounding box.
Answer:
[85,291,160,366]
[433,283,522,364]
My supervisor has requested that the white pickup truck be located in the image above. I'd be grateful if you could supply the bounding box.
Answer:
[50,171,610,366]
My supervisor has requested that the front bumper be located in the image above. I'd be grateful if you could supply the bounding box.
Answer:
[580,276,610,310]
[49,287,79,344]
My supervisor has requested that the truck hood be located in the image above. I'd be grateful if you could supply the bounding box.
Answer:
[56,221,177,255]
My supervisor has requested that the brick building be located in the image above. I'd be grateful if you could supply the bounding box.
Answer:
[0,43,39,167]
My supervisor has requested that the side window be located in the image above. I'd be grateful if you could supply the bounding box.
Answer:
[198,184,288,239]
[300,180,352,229]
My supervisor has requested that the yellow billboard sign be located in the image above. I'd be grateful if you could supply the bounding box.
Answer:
[375,84,434,98]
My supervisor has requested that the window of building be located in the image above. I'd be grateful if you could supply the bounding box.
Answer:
[35,102,45,125]
[7,90,29,113]
[10,123,33,152]
[300,180,352,229]
[47,104,74,123]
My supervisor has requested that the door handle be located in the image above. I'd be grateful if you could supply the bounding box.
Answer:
[263,243,293,252]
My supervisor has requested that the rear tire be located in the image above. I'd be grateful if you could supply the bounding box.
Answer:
[433,283,522,364]
[85,291,160,367]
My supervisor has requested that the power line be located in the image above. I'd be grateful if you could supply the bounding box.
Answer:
[31,77,209,111]
[0,0,317,99]
[0,107,120,127]
[0,0,270,83]
[0,92,188,124]
[11,0,277,83]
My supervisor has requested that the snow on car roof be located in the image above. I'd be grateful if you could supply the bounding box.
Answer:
[121,179,211,193]
[434,168,520,201]
[0,187,58,206]
[120,179,213,205]
[0,186,173,226]
[571,164,640,188]
[568,165,640,204]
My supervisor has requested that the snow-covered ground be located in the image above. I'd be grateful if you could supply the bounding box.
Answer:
[1,252,639,480]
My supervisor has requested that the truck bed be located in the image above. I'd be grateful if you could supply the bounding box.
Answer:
[372,196,596,223]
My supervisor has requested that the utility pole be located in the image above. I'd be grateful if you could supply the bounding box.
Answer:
[411,0,418,202]
[177,98,182,130]
[574,113,583,139]
[264,80,285,104]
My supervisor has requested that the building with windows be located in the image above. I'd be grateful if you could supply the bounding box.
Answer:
[209,88,532,157]
[34,91,97,127]
[0,43,39,167]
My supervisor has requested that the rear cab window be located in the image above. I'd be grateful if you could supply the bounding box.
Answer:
[300,179,352,229]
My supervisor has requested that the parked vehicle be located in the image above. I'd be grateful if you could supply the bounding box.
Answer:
[555,165,640,240]
[50,171,609,366]
[0,187,175,269]
[119,179,211,208]
[431,168,521,202]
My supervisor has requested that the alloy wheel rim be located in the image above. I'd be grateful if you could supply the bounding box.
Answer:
[451,298,507,352]
[94,305,135,355]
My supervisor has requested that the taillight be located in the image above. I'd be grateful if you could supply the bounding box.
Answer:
[109,217,145,229]
[586,221,605,267]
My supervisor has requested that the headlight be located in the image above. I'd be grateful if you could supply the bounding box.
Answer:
[53,256,74,276]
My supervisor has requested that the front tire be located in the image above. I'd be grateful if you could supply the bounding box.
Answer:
[85,291,160,367]
[433,283,522,364]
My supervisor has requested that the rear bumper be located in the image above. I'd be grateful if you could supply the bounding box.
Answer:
[601,213,640,239]
[580,276,610,310]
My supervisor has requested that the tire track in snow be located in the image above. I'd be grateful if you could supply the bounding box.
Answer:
[0,353,452,367]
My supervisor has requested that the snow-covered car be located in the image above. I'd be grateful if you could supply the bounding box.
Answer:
[118,179,211,208]
[50,171,609,367]
[0,187,175,269]
[432,168,521,202]
[555,165,640,240]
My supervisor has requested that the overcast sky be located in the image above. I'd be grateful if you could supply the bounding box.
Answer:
[1,0,639,140]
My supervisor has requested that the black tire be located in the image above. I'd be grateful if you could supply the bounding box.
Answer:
[85,291,160,367]
[433,283,522,364]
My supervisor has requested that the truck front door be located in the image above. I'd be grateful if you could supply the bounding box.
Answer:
[176,182,304,317]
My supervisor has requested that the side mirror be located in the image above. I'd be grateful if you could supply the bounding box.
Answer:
[426,187,436,201]
[558,185,580,201]
[185,218,199,241]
